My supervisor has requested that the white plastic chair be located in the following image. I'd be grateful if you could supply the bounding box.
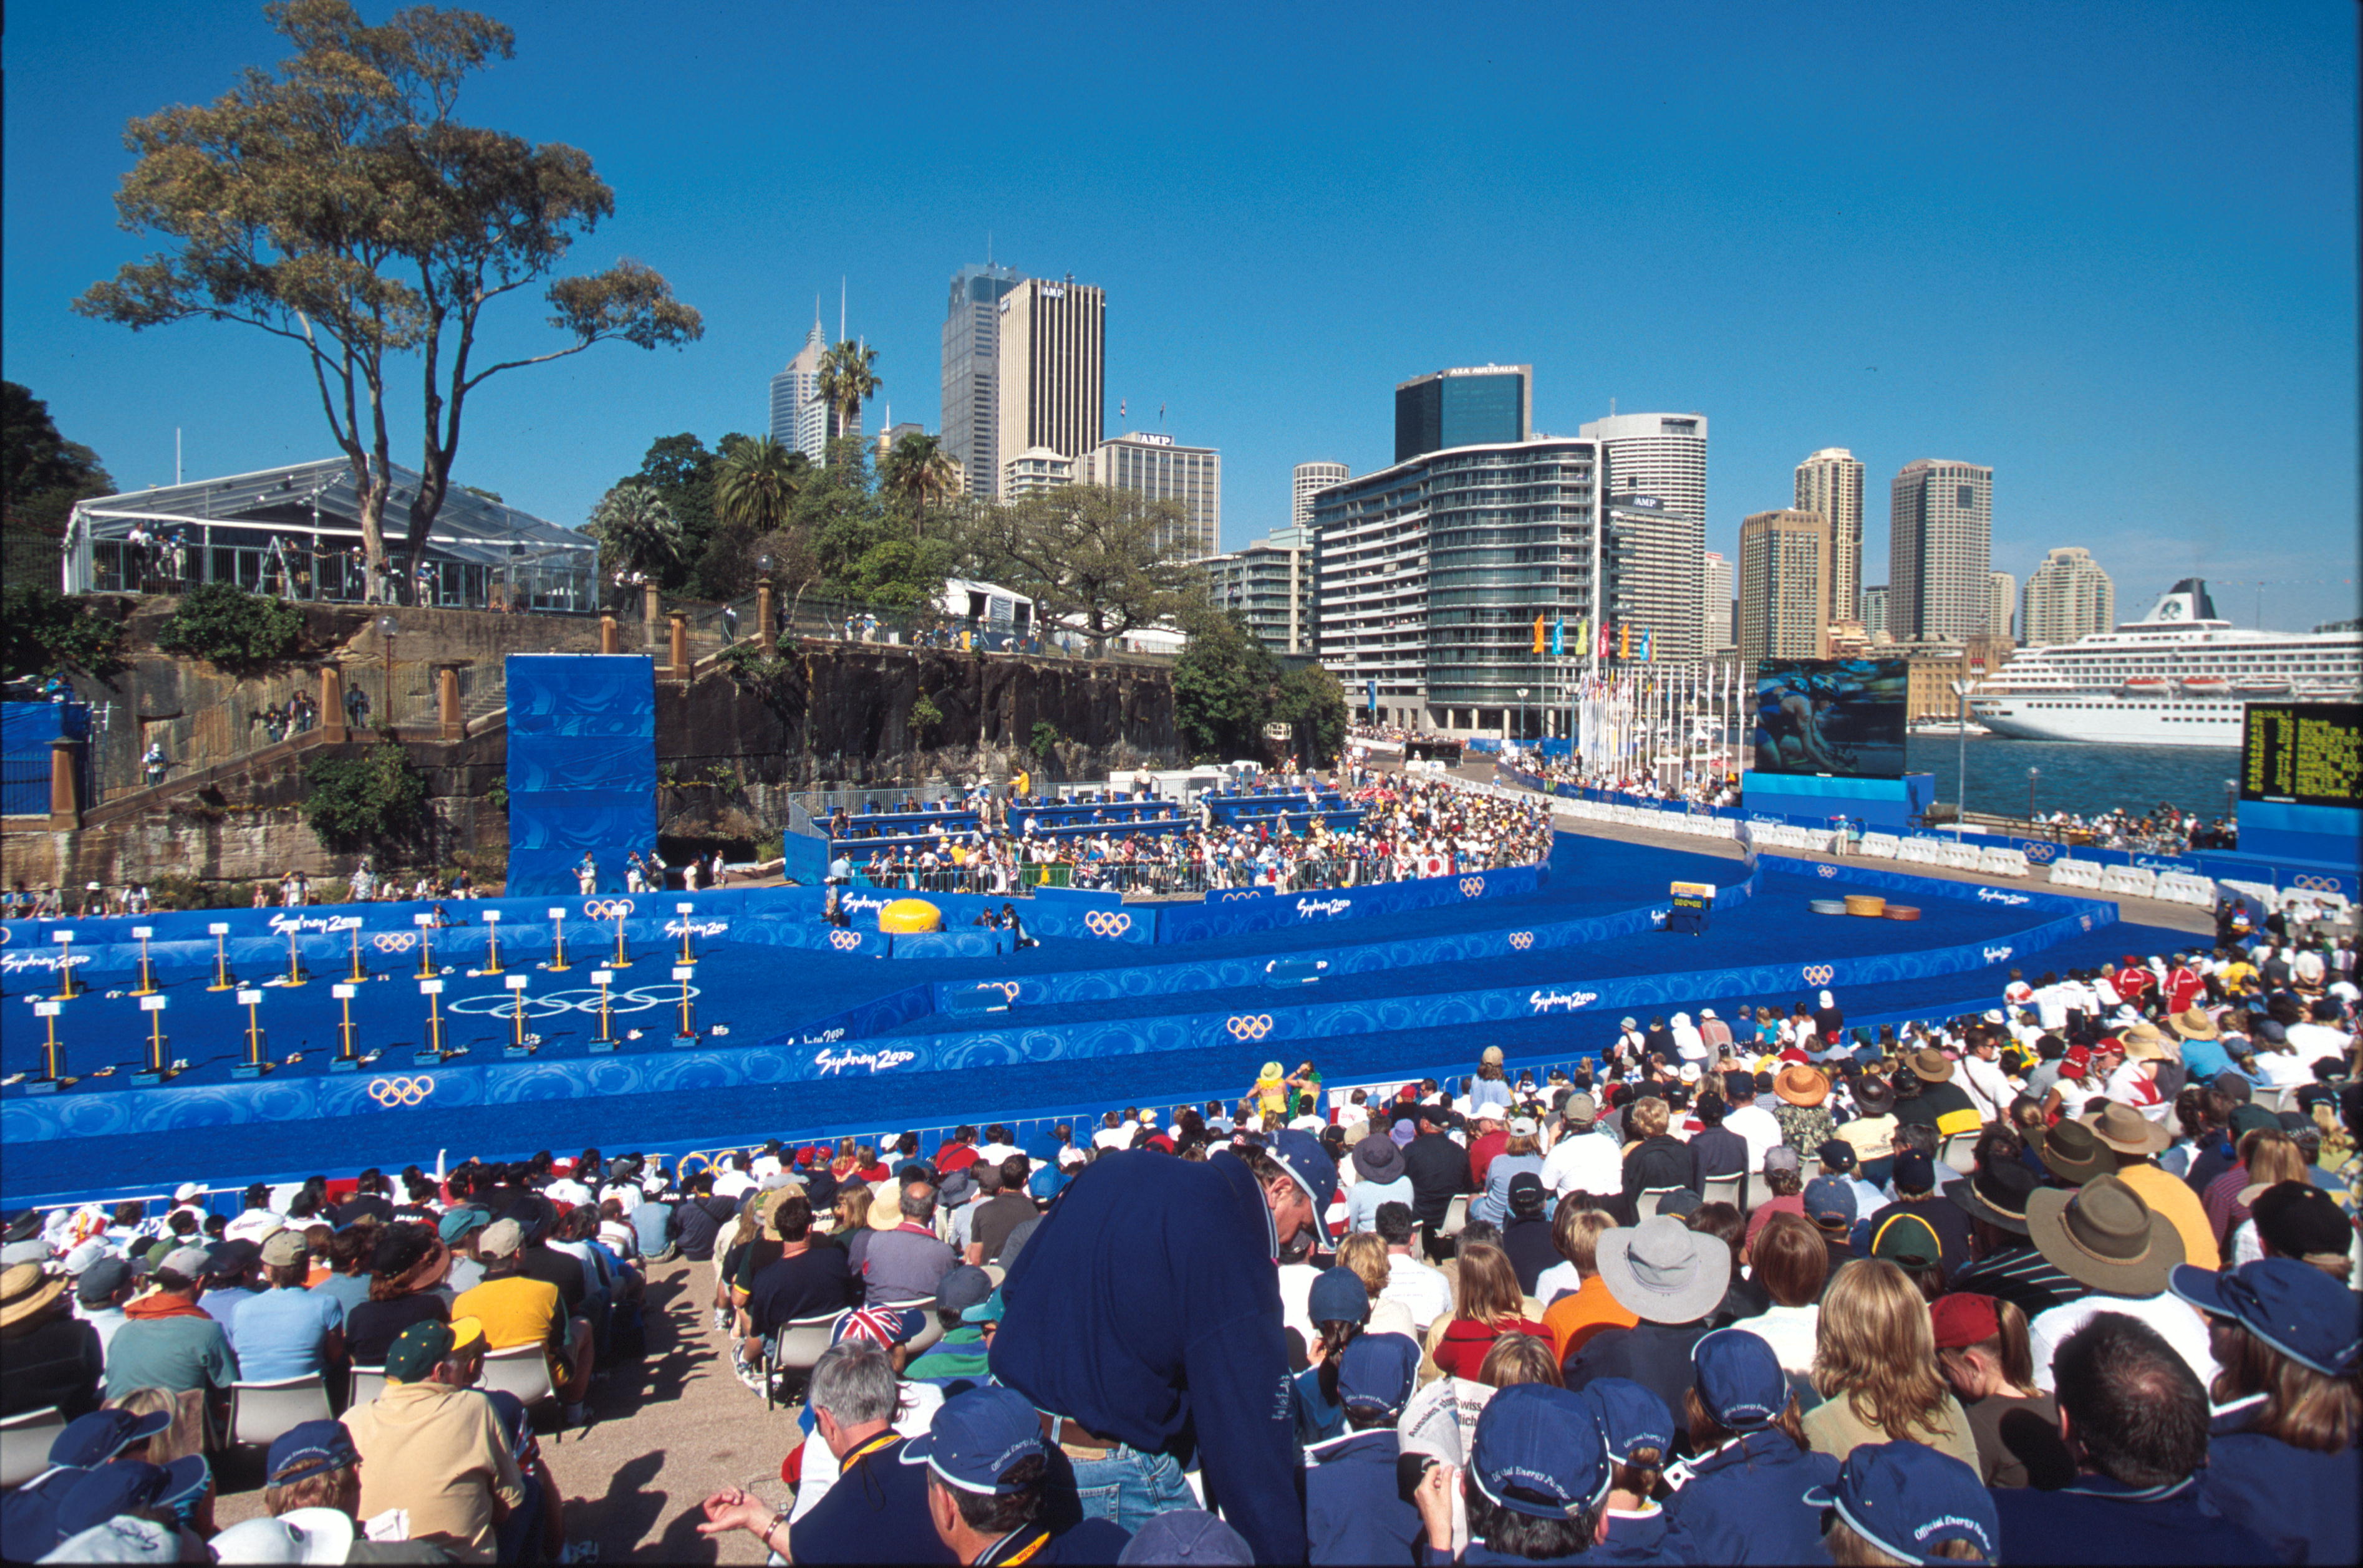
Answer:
[478,1343,559,1423]
[1439,1194,1472,1239]
[1635,1186,1686,1222]
[1,1405,65,1489]
[899,1299,944,1361]
[2256,1084,2304,1117]
[228,1375,332,1453]
[1940,1128,1983,1175]
[762,1310,849,1410]
[345,1365,388,1410]
[1699,1172,1745,1212]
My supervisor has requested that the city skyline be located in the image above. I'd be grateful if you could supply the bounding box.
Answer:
[3,2,2354,629]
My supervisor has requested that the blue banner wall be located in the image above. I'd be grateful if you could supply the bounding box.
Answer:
[505,655,656,897]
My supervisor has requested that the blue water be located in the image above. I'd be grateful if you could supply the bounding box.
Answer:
[1910,735,2241,822]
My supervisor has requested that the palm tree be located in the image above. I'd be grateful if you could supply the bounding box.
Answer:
[586,481,682,578]
[880,431,962,534]
[715,436,807,535]
[815,340,880,456]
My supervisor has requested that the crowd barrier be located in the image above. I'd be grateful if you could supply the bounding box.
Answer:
[2046,859,2107,891]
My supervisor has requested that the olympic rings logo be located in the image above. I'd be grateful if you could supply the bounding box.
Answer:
[1083,910,1133,937]
[584,899,635,921]
[1226,1014,1275,1041]
[1817,864,1837,878]
[367,1075,434,1107]
[987,981,1020,1001]
[2291,875,2342,893]
[373,932,417,952]
[1459,877,1484,897]
[1802,964,1835,984]
[828,930,861,951]
[2023,842,2059,863]
[1509,932,1533,951]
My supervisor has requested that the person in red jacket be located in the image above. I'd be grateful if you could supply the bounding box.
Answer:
[2112,956,2155,1007]
[2162,955,2205,1016]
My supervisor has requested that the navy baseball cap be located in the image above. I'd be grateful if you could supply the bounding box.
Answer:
[902,1386,1047,1494]
[2169,1258,2363,1377]
[1468,1383,1612,1520]
[1691,1328,1787,1431]
[1265,1128,1339,1217]
[1578,1377,1674,1465]
[1336,1332,1421,1418]
[1804,1175,1858,1226]
[935,1264,994,1317]
[48,1408,172,1470]
[265,1420,360,1488]
[1118,1509,1254,1565]
[1802,1441,1996,1566]
[55,1458,211,1539]
[1307,1265,1371,1325]
[0,1465,86,1563]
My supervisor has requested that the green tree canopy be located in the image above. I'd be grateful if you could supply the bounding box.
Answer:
[815,340,879,458]
[967,484,1191,641]
[3,382,115,578]
[878,431,959,532]
[3,584,127,683]
[75,0,702,598]
[155,581,306,671]
[301,741,428,850]
[586,482,682,579]
[1169,599,1346,764]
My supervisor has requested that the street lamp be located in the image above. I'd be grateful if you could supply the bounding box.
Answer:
[378,615,397,734]
[1515,688,1529,750]
[1948,678,1976,842]
[2026,766,2039,831]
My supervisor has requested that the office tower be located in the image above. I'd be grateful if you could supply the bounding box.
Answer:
[874,421,925,466]
[1205,526,1317,655]
[1293,461,1348,529]
[1702,551,1736,653]
[2020,547,2116,645]
[1794,448,1866,623]
[1001,446,1075,499]
[1888,459,1993,642]
[1394,367,1532,464]
[1738,509,1831,669]
[1083,432,1221,560]
[768,315,835,466]
[1317,437,1598,736]
[941,262,1024,499]
[1603,493,1704,662]
[1862,584,1889,642]
[1580,412,1708,524]
[996,276,1106,475]
[1988,570,2017,643]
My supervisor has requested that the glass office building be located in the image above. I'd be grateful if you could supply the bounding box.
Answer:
[1393,366,1532,464]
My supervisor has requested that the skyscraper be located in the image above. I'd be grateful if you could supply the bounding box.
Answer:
[941,262,1024,499]
[1888,459,1993,642]
[1702,551,1736,653]
[1204,526,1317,655]
[997,276,1106,474]
[1394,367,1531,463]
[1292,461,1348,529]
[1793,448,1866,624]
[1583,412,1708,665]
[2021,547,2116,645]
[1987,570,2017,643]
[768,314,839,466]
[1862,584,1890,642]
[1738,509,1830,669]
[1083,432,1221,561]
[1580,413,1708,523]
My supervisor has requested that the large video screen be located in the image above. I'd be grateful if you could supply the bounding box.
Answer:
[1754,658,1908,779]
[2241,703,2362,807]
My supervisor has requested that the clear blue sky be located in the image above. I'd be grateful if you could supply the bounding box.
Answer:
[6,1,2357,628]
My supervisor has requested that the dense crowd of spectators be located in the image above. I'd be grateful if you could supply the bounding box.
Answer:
[2031,801,2237,854]
[1509,754,1741,810]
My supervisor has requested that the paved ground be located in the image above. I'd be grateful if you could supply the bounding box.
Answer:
[210,1256,799,1563]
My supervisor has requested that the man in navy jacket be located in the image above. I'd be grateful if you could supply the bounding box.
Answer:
[990,1134,1336,1564]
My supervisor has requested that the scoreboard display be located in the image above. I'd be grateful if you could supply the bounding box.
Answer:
[2241,703,2363,807]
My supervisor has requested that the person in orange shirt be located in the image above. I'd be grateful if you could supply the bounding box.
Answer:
[1539,1208,1638,1364]
[2084,1102,2218,1271]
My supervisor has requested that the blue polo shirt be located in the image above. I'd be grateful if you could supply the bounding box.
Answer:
[791,1434,954,1564]
[1661,1430,1839,1566]
[231,1286,344,1381]
[1990,1471,2275,1564]
[2200,1395,2362,1566]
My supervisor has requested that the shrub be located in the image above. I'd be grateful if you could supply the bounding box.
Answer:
[3,582,125,681]
[300,743,428,851]
[155,582,304,670]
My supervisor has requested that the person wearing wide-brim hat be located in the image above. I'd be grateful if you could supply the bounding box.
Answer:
[2021,1175,2216,1395]
[1769,1065,1838,1160]
[1565,1216,1734,1417]
[2167,1257,2363,1565]
[2082,1102,2218,1274]
[2036,1118,2112,1186]
[0,1260,103,1421]
[1345,1133,1411,1233]
[1895,1047,1984,1140]
[2162,1004,2238,1080]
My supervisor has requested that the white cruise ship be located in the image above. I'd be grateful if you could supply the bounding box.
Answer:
[1968,580,2362,748]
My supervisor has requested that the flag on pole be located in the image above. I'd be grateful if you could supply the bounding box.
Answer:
[1551,615,1565,657]
[1641,628,1653,662]
[1532,613,1545,654]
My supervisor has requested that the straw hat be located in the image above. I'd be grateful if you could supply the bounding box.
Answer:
[2082,1101,2172,1158]
[1773,1064,1828,1109]
[2118,1022,2173,1063]
[1903,1047,1955,1084]
[2026,1174,2183,1296]
[2165,1007,2220,1041]
[0,1262,67,1329]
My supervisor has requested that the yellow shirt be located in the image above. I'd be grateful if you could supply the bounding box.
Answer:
[452,1274,566,1359]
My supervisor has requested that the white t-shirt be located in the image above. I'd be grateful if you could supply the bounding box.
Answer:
[2028,1291,2218,1395]
[2284,1022,2351,1070]
[1539,1130,1623,1201]
[1381,1251,1454,1332]
[1723,1104,1785,1175]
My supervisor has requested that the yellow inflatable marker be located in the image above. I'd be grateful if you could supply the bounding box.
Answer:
[879,898,945,934]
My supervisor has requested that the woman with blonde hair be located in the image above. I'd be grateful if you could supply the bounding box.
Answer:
[1428,1241,1545,1379]
[2221,1138,2312,1267]
[1804,1259,1979,1468]
[2169,1257,2362,1564]
[1476,1330,1562,1390]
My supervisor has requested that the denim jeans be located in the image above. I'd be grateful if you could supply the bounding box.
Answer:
[1065,1444,1196,1534]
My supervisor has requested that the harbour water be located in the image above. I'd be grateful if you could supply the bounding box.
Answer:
[1910,734,2241,824]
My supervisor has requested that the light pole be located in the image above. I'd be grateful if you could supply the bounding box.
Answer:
[2026,766,2039,831]
[1515,688,1529,753]
[1949,678,1976,842]
[378,615,397,735]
